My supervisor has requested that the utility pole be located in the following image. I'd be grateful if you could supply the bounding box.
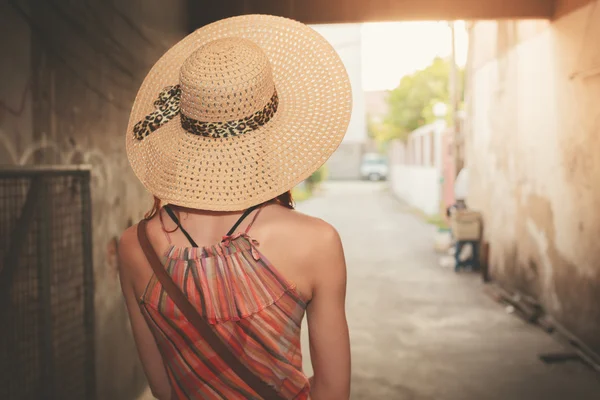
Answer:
[448,21,462,177]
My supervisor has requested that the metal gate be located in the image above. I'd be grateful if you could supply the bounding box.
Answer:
[0,166,95,400]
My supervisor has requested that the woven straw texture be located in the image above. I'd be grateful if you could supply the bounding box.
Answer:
[126,14,352,211]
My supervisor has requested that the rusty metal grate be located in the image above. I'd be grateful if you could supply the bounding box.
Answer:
[0,166,95,400]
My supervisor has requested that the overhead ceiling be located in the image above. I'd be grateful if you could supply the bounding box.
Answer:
[189,0,567,29]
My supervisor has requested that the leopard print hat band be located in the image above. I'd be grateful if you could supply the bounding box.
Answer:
[133,85,279,140]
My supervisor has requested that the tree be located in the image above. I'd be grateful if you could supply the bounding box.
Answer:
[371,57,464,144]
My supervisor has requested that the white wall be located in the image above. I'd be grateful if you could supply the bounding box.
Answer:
[391,165,440,215]
[311,24,366,144]
[389,122,445,215]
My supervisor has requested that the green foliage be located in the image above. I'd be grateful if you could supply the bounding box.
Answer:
[306,164,328,186]
[425,214,450,231]
[291,185,311,202]
[367,114,378,140]
[370,57,464,144]
[292,164,328,203]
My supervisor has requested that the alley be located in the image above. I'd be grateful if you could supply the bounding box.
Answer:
[297,182,600,400]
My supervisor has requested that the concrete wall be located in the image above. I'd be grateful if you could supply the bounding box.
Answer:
[467,2,600,352]
[311,24,367,179]
[0,1,188,398]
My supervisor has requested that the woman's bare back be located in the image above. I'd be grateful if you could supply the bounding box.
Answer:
[127,203,335,303]
[119,203,350,399]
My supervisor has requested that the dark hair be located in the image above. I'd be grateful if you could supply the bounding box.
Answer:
[144,191,295,220]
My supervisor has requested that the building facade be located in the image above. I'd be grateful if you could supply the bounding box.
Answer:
[466,1,600,353]
[311,24,368,180]
[389,120,447,216]
[1,2,189,398]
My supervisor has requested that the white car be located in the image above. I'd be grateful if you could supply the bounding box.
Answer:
[360,154,388,181]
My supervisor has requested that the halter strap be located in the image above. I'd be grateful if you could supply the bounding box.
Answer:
[163,204,264,247]
[163,206,198,247]
[244,205,265,235]
[226,204,262,237]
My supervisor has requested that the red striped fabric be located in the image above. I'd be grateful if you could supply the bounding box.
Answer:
[139,235,310,399]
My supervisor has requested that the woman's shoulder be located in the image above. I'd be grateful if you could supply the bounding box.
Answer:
[119,213,166,249]
[263,203,338,234]
[118,220,164,283]
[118,223,145,273]
[256,205,344,299]
[120,222,140,246]
[257,204,343,258]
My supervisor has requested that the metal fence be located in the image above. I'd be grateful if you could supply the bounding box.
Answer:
[0,166,95,400]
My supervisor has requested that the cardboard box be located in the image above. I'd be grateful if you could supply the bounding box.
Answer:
[451,210,482,241]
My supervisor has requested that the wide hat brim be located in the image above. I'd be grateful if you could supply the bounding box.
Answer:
[126,15,352,211]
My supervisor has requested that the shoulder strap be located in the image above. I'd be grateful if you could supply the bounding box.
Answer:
[226,204,262,236]
[164,205,198,247]
[136,220,284,400]
[244,205,265,234]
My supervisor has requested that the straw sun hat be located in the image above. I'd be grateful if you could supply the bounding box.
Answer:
[126,14,352,211]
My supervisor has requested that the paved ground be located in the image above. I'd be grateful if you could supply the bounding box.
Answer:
[297,181,600,400]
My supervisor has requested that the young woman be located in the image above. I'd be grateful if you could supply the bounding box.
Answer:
[118,15,352,399]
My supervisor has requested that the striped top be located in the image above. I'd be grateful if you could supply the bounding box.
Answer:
[138,206,310,399]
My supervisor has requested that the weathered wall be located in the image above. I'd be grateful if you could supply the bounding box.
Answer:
[0,1,188,398]
[467,2,600,352]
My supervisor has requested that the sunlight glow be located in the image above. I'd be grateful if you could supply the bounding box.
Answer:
[361,21,469,91]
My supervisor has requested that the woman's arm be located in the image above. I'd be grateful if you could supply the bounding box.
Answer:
[306,223,351,400]
[118,225,172,400]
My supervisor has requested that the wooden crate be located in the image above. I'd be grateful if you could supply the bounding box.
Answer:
[451,210,482,240]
